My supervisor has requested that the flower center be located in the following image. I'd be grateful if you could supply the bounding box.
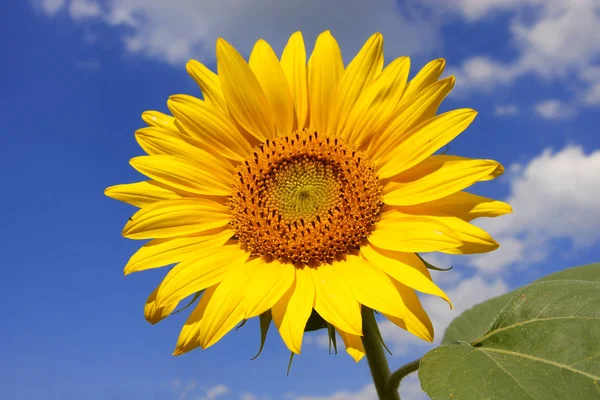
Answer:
[229,130,383,265]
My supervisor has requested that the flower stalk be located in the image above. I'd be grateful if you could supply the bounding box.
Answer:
[387,358,420,396]
[361,308,400,400]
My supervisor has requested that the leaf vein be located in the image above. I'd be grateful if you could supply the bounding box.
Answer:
[481,348,600,381]
[479,349,536,399]
[475,316,600,344]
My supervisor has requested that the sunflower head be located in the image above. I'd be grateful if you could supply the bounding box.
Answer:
[105,30,512,361]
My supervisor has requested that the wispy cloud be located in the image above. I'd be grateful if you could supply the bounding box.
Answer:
[494,104,519,116]
[33,0,441,64]
[289,384,377,400]
[534,99,577,120]
[169,380,230,400]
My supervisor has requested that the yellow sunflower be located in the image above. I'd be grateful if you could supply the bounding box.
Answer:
[105,31,511,361]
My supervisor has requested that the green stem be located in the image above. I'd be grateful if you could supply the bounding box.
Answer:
[361,308,400,400]
[386,358,420,395]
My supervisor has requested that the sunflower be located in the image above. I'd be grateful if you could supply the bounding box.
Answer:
[105,31,511,361]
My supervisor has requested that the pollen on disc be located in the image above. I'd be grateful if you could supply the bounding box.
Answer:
[229,130,383,265]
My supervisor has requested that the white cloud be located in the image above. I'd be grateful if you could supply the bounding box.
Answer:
[169,380,230,400]
[36,0,66,15]
[37,0,441,65]
[449,56,524,93]
[68,0,101,19]
[443,0,545,21]
[447,0,600,77]
[470,145,600,273]
[494,104,519,116]
[446,0,600,112]
[303,331,330,349]
[291,384,377,400]
[581,66,600,105]
[240,394,270,400]
[398,373,428,400]
[200,385,230,400]
[534,99,576,119]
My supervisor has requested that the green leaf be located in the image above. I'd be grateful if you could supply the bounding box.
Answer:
[420,279,600,400]
[536,263,600,283]
[442,291,514,343]
[443,263,600,343]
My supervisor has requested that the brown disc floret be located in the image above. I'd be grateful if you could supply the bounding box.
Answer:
[229,130,383,265]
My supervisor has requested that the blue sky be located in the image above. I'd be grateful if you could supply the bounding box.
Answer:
[2,1,599,399]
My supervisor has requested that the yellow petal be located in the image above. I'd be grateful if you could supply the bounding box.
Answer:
[280,31,309,130]
[135,127,180,156]
[186,60,227,113]
[480,162,505,181]
[377,109,478,179]
[123,198,231,239]
[308,30,344,132]
[428,216,499,254]
[155,244,249,308]
[342,56,411,146]
[333,255,405,318]
[327,33,384,137]
[394,191,513,221]
[135,127,234,172]
[167,94,252,161]
[312,263,362,336]
[272,266,315,354]
[243,259,295,318]
[198,258,262,349]
[337,329,365,362]
[360,243,451,306]
[249,39,294,137]
[173,285,216,355]
[385,279,434,342]
[382,156,503,206]
[401,58,446,102]
[124,228,234,275]
[105,181,180,208]
[142,110,178,133]
[144,285,179,325]
[129,155,232,197]
[368,210,462,253]
[368,76,455,162]
[216,38,276,141]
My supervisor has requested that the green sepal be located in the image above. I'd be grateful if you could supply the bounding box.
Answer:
[304,309,328,332]
[235,319,248,330]
[327,323,338,355]
[362,306,393,356]
[416,253,453,272]
[170,290,203,315]
[286,352,295,376]
[251,310,272,360]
